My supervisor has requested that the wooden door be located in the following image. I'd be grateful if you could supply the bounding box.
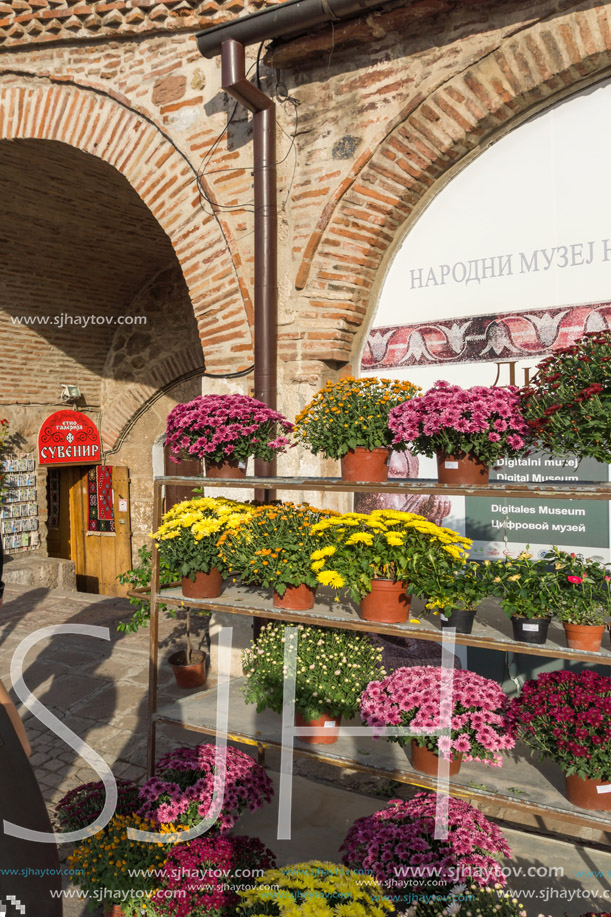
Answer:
[70,465,132,596]
[47,467,74,560]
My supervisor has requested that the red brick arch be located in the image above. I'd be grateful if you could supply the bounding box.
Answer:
[296,4,611,365]
[0,78,254,378]
[101,350,207,451]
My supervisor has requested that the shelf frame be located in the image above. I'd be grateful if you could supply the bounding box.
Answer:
[154,678,611,837]
[134,583,611,666]
[155,473,611,500]
[146,472,611,841]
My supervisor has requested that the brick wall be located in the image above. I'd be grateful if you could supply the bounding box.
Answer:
[0,0,287,50]
[0,137,178,404]
[0,68,253,377]
[1,0,610,465]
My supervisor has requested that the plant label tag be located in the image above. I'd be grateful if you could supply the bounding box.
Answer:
[596,784,611,794]
[522,623,540,632]
[444,461,459,469]
[324,720,337,728]
[440,615,449,622]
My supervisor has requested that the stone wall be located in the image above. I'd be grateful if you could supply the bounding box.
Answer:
[0,0,286,49]
[0,254,204,556]
[4,2,611,428]
[101,264,204,448]
[2,0,611,561]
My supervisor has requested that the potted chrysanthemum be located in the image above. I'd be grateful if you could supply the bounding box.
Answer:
[165,394,293,477]
[55,779,139,832]
[402,885,530,916]
[138,744,274,830]
[152,496,253,599]
[340,793,512,912]
[359,665,516,777]
[242,622,384,744]
[67,813,179,916]
[388,381,530,484]
[152,496,254,687]
[236,861,394,916]
[310,509,471,624]
[509,670,611,812]
[217,501,338,610]
[489,547,611,651]
[521,329,611,462]
[547,547,611,652]
[150,835,276,917]
[294,375,420,482]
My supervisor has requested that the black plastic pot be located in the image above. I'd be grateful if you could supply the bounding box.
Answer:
[511,616,551,645]
[440,608,476,634]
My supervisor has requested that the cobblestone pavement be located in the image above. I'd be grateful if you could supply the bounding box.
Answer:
[0,582,208,916]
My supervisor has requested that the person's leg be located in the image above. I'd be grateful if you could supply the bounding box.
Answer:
[0,678,30,757]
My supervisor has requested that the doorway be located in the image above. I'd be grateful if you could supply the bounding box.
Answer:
[46,465,132,596]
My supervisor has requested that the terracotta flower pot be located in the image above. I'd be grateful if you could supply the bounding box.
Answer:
[411,739,462,777]
[562,622,605,652]
[440,608,475,634]
[181,568,223,599]
[359,578,411,623]
[205,457,246,478]
[436,451,490,485]
[168,650,207,689]
[295,710,341,745]
[340,446,389,482]
[273,583,316,610]
[105,905,124,917]
[565,773,611,811]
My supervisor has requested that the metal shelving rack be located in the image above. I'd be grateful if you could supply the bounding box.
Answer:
[146,474,611,843]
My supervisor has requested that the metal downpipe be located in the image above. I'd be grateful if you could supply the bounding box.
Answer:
[221,39,278,486]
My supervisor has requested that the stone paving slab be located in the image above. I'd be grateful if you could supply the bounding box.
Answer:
[1,583,208,916]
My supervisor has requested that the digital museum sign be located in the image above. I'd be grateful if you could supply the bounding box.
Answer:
[38,411,102,465]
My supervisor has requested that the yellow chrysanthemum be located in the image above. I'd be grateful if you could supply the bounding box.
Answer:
[384,533,404,546]
[311,546,337,560]
[363,520,387,531]
[345,532,374,546]
[156,529,181,540]
[370,509,415,521]
[316,570,346,588]
[442,545,467,561]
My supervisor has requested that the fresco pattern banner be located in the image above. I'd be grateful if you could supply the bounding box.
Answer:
[362,302,611,370]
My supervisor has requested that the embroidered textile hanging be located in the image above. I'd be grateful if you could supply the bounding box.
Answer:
[47,468,60,529]
[87,466,115,533]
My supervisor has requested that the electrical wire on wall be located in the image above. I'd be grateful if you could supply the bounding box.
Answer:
[103,44,295,460]
[196,42,300,230]
[274,72,299,216]
[102,363,254,461]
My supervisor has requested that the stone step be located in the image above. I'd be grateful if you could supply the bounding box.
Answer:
[3,553,76,591]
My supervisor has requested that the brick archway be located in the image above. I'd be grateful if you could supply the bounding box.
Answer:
[0,79,253,379]
[295,4,611,367]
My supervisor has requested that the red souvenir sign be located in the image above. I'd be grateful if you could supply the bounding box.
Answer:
[38,411,101,465]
